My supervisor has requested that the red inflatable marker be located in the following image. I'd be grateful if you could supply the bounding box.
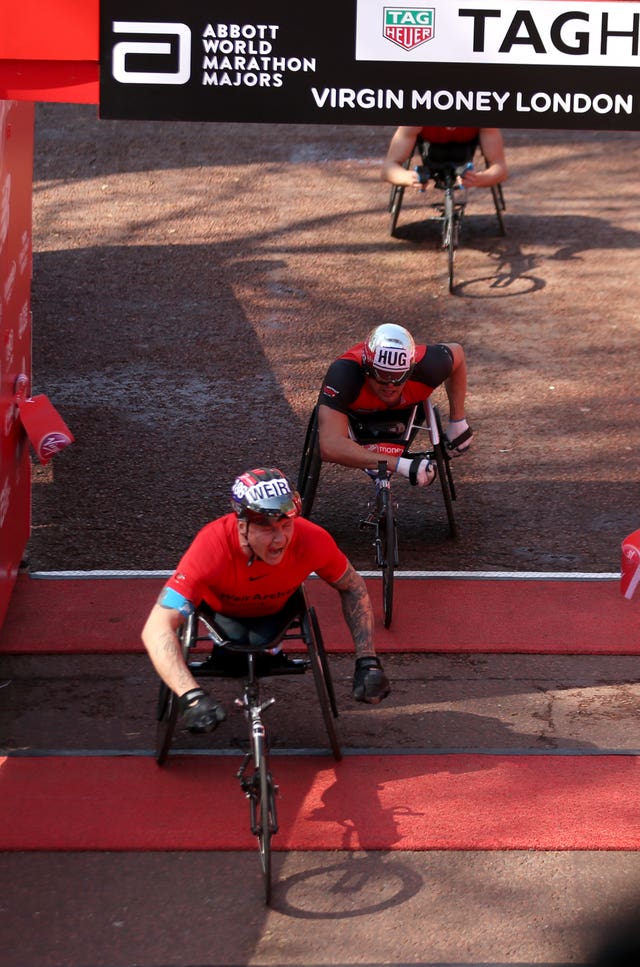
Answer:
[621,529,640,600]
[17,394,74,465]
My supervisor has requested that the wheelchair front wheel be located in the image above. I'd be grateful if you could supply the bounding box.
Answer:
[254,758,277,905]
[380,502,397,629]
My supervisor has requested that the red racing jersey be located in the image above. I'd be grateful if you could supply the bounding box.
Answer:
[164,513,348,617]
[420,127,479,143]
[419,127,480,166]
[319,341,453,415]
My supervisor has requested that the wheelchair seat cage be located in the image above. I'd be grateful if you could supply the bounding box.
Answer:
[347,400,439,460]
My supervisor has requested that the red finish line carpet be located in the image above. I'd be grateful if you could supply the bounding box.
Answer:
[1,753,639,851]
[0,574,636,655]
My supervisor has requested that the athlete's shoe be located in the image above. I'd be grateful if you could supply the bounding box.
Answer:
[195,647,305,678]
[255,651,307,677]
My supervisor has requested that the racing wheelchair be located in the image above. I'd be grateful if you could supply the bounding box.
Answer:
[389,135,506,293]
[154,585,340,905]
[297,399,457,628]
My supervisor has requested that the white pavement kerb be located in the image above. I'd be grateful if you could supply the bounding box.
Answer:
[29,569,619,581]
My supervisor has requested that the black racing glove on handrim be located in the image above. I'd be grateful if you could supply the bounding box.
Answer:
[178,687,226,733]
[352,657,391,705]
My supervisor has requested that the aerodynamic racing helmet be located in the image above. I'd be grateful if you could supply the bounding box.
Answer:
[230,468,302,524]
[362,324,416,385]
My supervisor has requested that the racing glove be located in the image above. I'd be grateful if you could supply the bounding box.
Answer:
[178,687,226,733]
[352,657,391,704]
[396,456,436,487]
[446,418,473,456]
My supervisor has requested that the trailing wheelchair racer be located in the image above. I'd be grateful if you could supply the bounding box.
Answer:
[297,324,472,627]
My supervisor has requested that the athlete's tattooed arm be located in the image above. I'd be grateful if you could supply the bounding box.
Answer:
[330,563,376,658]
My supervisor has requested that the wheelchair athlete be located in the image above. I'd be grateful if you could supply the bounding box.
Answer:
[141,467,390,733]
[382,126,508,198]
[318,324,472,487]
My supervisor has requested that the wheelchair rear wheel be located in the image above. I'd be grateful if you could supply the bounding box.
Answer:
[155,614,196,765]
[155,683,179,765]
[309,606,339,718]
[303,607,342,760]
[441,192,458,293]
[432,406,457,540]
[297,407,321,518]
[491,183,506,236]
[389,185,404,236]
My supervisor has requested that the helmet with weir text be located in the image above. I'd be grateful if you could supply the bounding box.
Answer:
[362,324,416,385]
[230,468,302,523]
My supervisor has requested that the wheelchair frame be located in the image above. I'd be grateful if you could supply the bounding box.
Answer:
[297,400,457,627]
[154,585,341,905]
[388,135,506,293]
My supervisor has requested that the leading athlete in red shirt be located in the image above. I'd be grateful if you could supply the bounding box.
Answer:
[142,467,390,733]
[381,126,508,195]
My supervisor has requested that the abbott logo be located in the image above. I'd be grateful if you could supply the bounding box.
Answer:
[112,21,191,85]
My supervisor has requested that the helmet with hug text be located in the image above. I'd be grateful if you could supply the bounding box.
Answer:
[230,467,302,524]
[362,324,416,384]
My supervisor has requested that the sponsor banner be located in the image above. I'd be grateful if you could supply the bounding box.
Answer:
[621,528,640,600]
[99,0,640,129]
[363,442,406,457]
[0,101,33,629]
[357,0,640,67]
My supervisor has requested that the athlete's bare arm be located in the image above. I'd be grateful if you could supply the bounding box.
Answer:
[443,343,468,421]
[141,602,199,696]
[318,404,404,471]
[381,126,424,188]
[463,128,508,188]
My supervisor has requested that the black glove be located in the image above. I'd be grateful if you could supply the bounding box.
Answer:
[178,687,226,733]
[352,657,391,705]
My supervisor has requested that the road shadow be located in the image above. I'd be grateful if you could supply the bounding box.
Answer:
[28,242,306,569]
[391,210,640,297]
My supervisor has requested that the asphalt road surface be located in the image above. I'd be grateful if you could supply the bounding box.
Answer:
[26,106,640,574]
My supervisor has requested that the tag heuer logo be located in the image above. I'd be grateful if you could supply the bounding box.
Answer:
[383,7,434,50]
